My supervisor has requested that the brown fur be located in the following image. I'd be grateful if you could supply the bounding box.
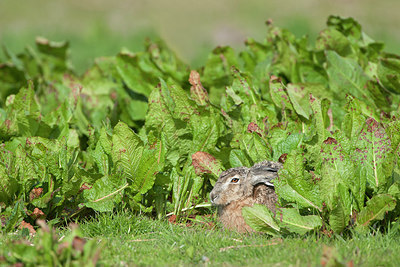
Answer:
[210,161,282,233]
[218,185,278,233]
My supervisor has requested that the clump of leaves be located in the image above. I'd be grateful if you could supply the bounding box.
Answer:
[0,15,400,236]
[0,220,102,266]
[240,16,400,236]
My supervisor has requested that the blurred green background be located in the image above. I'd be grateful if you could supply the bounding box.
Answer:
[1,0,399,74]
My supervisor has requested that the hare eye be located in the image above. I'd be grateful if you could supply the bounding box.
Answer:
[230,178,239,183]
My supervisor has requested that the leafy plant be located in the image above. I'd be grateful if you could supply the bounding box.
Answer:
[0,220,102,266]
[0,15,399,237]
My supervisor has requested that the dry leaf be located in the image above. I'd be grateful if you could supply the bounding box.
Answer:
[19,220,36,235]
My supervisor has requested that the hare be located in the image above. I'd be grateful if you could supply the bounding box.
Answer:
[210,161,282,233]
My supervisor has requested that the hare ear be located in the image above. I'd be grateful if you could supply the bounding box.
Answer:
[249,165,280,187]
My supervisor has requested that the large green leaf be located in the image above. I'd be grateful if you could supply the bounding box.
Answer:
[191,151,223,180]
[325,50,375,109]
[0,82,42,138]
[229,149,251,168]
[309,94,329,143]
[316,28,354,57]
[35,37,71,79]
[352,117,394,190]
[276,208,322,235]
[269,76,294,112]
[0,163,18,204]
[239,132,271,164]
[329,198,350,233]
[82,174,126,212]
[0,62,27,102]
[189,112,222,152]
[286,83,312,119]
[242,204,280,235]
[377,55,400,94]
[275,151,322,211]
[319,135,356,210]
[386,119,400,153]
[272,132,303,161]
[356,194,396,232]
[145,79,197,167]
[15,145,39,195]
[116,52,161,97]
[342,95,365,142]
[112,122,161,196]
[202,46,238,100]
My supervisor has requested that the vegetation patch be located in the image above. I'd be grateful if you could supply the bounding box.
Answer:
[1,16,400,265]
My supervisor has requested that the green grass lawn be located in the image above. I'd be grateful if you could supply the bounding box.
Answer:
[12,213,392,266]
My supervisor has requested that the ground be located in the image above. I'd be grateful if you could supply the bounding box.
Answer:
[3,212,397,266]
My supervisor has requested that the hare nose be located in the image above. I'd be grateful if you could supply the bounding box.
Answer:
[210,192,217,203]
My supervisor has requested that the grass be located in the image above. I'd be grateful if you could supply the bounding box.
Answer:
[1,212,400,266]
[30,212,397,266]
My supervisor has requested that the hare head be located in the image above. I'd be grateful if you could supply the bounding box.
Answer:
[210,161,282,207]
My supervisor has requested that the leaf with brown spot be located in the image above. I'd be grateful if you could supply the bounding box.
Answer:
[319,132,356,220]
[168,214,177,223]
[79,183,92,193]
[29,188,43,201]
[19,220,36,235]
[30,208,45,220]
[191,152,223,180]
[247,122,262,136]
[323,137,338,145]
[278,153,287,164]
[353,117,394,190]
[189,70,209,106]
